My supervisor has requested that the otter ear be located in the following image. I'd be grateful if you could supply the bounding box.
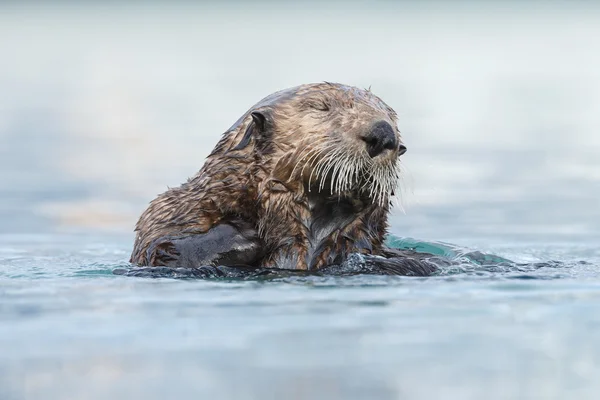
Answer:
[232,109,271,151]
[250,111,266,131]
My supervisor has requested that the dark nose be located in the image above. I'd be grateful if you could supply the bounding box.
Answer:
[362,121,398,158]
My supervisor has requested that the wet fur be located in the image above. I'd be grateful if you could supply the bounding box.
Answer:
[130,82,406,271]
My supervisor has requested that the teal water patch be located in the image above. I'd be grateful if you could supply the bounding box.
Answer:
[73,266,123,277]
[385,235,513,266]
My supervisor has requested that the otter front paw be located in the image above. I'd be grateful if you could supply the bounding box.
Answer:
[319,253,438,276]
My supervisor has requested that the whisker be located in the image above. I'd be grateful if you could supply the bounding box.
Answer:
[280,135,403,207]
[319,153,339,192]
[306,143,339,190]
[330,152,346,194]
[289,137,331,180]
[315,147,342,192]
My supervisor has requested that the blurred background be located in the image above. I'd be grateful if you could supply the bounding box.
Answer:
[2,0,599,246]
[3,2,600,400]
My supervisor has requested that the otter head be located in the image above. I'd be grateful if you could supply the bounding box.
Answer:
[130,83,408,269]
[231,82,406,207]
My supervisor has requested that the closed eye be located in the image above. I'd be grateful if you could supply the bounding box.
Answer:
[314,101,330,112]
[302,99,330,112]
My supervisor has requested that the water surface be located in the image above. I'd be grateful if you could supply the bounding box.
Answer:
[1,2,600,399]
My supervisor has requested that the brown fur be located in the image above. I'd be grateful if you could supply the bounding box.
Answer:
[130,82,404,270]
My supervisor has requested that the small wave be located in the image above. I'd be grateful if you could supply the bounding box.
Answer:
[111,236,592,281]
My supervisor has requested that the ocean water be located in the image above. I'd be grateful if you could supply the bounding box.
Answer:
[1,2,600,399]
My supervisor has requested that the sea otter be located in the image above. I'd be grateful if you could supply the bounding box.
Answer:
[127,83,438,277]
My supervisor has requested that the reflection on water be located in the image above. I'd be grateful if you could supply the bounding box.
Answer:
[1,2,600,400]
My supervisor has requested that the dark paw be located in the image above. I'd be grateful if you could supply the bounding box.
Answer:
[112,265,231,279]
[319,253,439,276]
[112,265,282,279]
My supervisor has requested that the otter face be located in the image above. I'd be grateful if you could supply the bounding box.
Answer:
[228,83,406,207]
[274,83,407,206]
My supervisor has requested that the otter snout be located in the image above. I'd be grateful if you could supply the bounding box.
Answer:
[362,121,400,158]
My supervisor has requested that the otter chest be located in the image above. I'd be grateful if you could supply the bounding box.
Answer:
[302,195,372,268]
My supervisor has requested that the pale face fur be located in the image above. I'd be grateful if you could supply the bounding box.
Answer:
[131,83,406,270]
[237,83,403,205]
